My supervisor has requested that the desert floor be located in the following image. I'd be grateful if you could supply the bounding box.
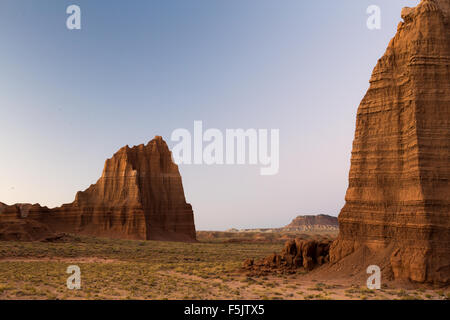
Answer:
[0,232,448,300]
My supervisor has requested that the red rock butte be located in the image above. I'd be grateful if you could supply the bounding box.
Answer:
[0,136,197,242]
[330,0,450,284]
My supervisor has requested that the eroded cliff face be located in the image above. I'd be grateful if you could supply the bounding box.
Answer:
[0,137,197,242]
[330,0,450,284]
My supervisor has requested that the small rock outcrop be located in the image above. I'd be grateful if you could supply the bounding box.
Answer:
[243,239,332,274]
[0,203,56,241]
[330,0,450,284]
[0,137,197,242]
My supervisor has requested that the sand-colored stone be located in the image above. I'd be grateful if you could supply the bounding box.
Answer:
[0,137,196,242]
[330,0,450,284]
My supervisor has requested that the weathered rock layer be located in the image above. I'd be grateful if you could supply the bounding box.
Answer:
[330,0,450,284]
[0,137,197,242]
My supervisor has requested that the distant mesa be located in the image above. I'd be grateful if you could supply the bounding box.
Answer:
[226,214,338,233]
[330,0,450,284]
[284,214,338,231]
[0,136,197,242]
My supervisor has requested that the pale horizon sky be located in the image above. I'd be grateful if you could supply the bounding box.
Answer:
[0,0,420,230]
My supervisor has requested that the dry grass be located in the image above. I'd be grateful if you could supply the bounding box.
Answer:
[0,234,447,300]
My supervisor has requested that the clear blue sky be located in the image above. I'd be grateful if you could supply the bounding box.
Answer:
[0,0,419,230]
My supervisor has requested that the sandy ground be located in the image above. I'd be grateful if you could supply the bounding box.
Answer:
[0,257,447,300]
[0,235,448,300]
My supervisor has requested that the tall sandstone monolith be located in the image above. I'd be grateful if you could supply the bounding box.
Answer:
[0,136,197,242]
[330,0,450,284]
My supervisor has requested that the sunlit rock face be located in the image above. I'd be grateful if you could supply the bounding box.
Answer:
[0,137,197,242]
[330,0,450,284]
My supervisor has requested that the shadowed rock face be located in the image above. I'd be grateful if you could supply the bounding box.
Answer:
[330,0,450,284]
[0,137,197,242]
